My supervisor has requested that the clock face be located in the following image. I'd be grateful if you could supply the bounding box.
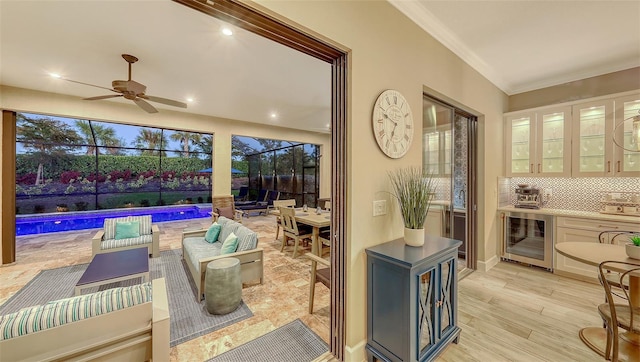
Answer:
[372,89,414,158]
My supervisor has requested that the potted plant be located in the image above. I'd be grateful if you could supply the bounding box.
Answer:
[626,235,640,260]
[388,167,436,247]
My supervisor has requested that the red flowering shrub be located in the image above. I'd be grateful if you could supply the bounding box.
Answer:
[16,173,37,185]
[60,171,82,184]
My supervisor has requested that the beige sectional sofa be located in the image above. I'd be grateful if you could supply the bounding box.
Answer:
[0,278,170,362]
[182,216,263,301]
[92,215,160,257]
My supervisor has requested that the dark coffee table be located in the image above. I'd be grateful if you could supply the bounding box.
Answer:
[75,247,150,296]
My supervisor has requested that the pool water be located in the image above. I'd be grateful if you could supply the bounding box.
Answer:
[16,205,212,236]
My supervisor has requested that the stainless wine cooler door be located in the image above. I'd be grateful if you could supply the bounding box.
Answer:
[502,212,553,270]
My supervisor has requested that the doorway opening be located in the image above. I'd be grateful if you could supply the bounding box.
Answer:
[423,94,477,276]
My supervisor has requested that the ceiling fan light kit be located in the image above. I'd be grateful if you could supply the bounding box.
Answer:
[63,53,187,114]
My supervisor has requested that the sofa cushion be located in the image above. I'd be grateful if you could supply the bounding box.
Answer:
[219,221,241,245]
[103,217,131,240]
[0,282,152,341]
[182,237,222,273]
[102,234,153,250]
[216,206,234,219]
[220,232,239,254]
[115,221,141,240]
[204,222,222,243]
[128,215,152,235]
[235,225,258,252]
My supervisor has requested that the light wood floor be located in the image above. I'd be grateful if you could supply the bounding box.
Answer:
[1,215,607,361]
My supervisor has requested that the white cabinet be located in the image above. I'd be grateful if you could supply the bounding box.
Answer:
[554,216,640,280]
[425,207,443,236]
[571,93,640,177]
[505,106,571,177]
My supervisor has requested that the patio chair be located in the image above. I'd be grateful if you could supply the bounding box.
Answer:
[238,190,280,217]
[211,195,244,223]
[272,199,296,240]
[304,253,330,314]
[234,186,249,202]
[280,206,313,258]
[235,189,269,207]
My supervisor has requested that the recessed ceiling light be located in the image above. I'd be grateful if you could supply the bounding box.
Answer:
[270,113,277,119]
[186,98,194,103]
[49,73,61,79]
[222,27,233,36]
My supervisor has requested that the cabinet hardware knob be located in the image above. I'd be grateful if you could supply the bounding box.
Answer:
[617,161,621,172]
[598,225,619,229]
[607,161,611,173]
[530,163,533,173]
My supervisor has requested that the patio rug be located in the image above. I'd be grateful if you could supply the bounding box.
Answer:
[207,319,328,362]
[0,249,253,347]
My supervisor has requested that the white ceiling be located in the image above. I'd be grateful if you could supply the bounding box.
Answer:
[0,0,332,133]
[1,0,638,133]
[390,0,640,95]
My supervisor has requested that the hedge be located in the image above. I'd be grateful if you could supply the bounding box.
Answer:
[17,154,210,180]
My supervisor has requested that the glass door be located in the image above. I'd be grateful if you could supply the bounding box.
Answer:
[423,95,477,274]
[536,107,571,176]
[572,99,614,176]
[506,113,535,176]
[614,94,640,176]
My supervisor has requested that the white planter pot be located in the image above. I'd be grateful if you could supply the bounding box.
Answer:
[625,243,640,260]
[404,228,425,247]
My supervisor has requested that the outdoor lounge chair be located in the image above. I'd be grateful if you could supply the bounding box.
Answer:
[235,189,269,207]
[237,190,280,217]
[234,186,249,202]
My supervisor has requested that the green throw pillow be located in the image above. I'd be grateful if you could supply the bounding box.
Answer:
[204,223,222,243]
[220,232,238,254]
[114,221,140,240]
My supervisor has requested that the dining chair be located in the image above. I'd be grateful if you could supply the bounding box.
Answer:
[273,199,296,240]
[598,231,639,292]
[597,260,640,362]
[304,253,330,314]
[279,206,313,258]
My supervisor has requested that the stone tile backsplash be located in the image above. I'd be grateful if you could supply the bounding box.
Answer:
[509,177,640,212]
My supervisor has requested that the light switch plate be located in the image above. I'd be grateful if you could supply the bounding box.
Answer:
[373,200,387,216]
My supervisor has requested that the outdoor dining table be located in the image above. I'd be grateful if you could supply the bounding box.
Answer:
[555,242,640,359]
[270,207,331,256]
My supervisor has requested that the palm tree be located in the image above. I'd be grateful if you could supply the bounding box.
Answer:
[133,129,167,156]
[75,120,121,155]
[169,131,202,158]
[17,114,82,184]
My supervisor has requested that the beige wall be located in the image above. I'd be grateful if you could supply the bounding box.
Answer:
[0,85,331,209]
[509,67,640,111]
[251,1,508,360]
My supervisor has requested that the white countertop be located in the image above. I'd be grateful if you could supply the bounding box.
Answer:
[497,205,640,223]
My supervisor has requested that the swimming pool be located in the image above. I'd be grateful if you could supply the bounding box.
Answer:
[16,205,212,236]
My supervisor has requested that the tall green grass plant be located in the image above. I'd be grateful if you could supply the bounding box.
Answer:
[388,167,436,229]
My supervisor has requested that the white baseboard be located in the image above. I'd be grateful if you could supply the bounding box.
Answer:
[477,255,499,272]
[344,339,367,362]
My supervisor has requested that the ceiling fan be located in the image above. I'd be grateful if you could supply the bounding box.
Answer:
[62,54,187,114]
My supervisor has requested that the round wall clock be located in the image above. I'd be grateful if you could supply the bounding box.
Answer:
[372,89,414,158]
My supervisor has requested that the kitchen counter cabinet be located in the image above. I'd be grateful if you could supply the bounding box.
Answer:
[554,215,640,281]
[497,206,639,223]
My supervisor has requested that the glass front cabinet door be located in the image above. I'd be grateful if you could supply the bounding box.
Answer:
[571,99,615,177]
[505,106,571,177]
[613,94,640,176]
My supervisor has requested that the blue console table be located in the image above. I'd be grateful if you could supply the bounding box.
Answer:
[365,236,462,362]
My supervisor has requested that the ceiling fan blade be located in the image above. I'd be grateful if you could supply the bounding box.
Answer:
[61,78,117,92]
[133,98,158,113]
[83,94,123,101]
[141,95,187,108]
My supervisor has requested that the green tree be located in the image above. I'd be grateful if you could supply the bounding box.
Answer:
[75,120,122,155]
[16,114,82,184]
[194,134,213,159]
[169,131,202,158]
[133,129,167,156]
